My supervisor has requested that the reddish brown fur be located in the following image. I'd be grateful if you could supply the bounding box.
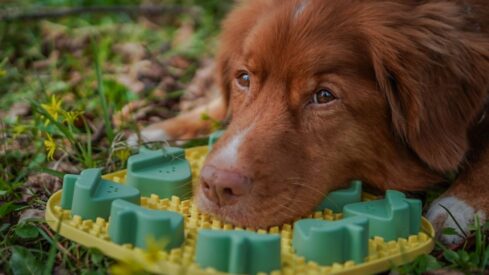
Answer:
[140,0,489,230]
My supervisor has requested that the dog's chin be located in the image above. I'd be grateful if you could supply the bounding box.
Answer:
[194,192,297,229]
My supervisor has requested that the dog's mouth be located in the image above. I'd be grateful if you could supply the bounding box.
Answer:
[194,180,315,229]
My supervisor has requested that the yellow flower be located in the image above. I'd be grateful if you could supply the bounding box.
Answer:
[200,112,222,131]
[0,69,6,77]
[110,237,169,275]
[13,124,28,138]
[41,95,62,125]
[115,148,131,163]
[110,259,146,275]
[200,112,210,121]
[63,110,83,125]
[44,134,57,160]
[144,236,169,263]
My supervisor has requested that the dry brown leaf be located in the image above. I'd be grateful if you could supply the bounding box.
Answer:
[115,60,166,94]
[7,102,31,121]
[22,173,62,203]
[136,60,165,82]
[18,209,45,223]
[112,100,148,128]
[180,59,219,111]
[172,19,195,50]
[113,42,148,63]
[116,73,146,94]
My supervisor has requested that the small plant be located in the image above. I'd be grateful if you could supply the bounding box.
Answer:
[33,95,97,168]
[200,111,225,132]
[396,214,489,274]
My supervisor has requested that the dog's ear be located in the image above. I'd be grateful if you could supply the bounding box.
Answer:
[369,2,489,172]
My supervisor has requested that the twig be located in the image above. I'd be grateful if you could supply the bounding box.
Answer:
[39,223,78,263]
[0,120,6,155]
[440,204,469,239]
[91,122,106,143]
[0,5,199,22]
[52,152,68,171]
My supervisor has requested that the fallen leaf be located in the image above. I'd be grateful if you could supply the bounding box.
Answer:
[179,59,219,111]
[172,19,195,50]
[21,173,62,202]
[18,209,45,223]
[7,102,31,121]
[113,43,147,63]
[112,100,147,128]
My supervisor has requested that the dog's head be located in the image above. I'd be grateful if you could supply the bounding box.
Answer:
[196,0,489,228]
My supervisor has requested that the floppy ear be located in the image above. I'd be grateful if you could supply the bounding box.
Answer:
[369,2,489,172]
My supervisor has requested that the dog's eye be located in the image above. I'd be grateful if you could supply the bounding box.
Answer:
[237,72,250,88]
[312,89,336,104]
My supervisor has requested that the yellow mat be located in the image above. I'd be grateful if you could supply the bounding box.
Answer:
[45,146,435,274]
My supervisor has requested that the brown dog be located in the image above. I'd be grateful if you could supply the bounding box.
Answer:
[130,0,489,244]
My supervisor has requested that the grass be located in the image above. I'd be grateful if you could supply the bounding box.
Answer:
[0,0,228,273]
[396,216,489,274]
[0,0,488,274]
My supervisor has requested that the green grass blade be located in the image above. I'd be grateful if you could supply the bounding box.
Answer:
[84,117,94,167]
[439,204,468,238]
[482,245,489,270]
[43,217,63,275]
[35,167,65,179]
[93,41,114,143]
[474,216,482,263]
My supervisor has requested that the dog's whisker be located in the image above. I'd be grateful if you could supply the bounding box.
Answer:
[273,204,297,221]
[287,181,328,198]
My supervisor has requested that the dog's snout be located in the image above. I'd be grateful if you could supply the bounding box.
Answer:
[200,165,251,206]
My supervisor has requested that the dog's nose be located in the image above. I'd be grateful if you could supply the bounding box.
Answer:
[200,165,251,206]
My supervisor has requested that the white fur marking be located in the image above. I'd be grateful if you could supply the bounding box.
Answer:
[294,0,309,18]
[127,128,169,147]
[427,196,486,244]
[212,124,254,167]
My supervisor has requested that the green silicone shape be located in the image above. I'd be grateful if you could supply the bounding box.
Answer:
[125,147,192,199]
[196,230,281,275]
[343,190,422,241]
[60,168,140,220]
[208,130,225,150]
[292,216,369,265]
[316,180,362,212]
[108,199,184,250]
